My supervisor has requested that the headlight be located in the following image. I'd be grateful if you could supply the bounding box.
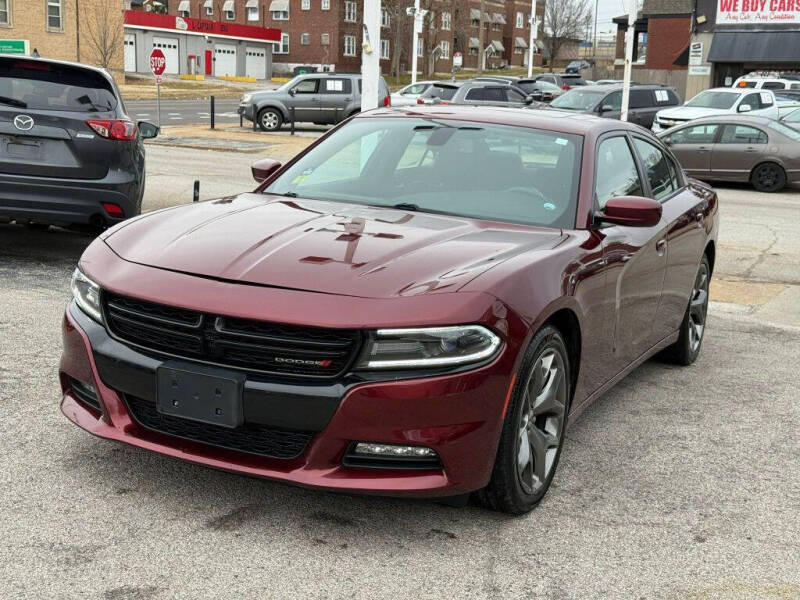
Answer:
[70,268,102,323]
[242,93,253,104]
[356,325,501,370]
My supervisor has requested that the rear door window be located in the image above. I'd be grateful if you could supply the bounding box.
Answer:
[0,59,117,112]
[629,89,654,109]
[431,85,457,100]
[465,88,486,101]
[595,136,644,209]
[719,125,767,144]
[762,81,785,90]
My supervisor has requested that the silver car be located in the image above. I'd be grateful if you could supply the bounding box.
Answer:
[239,73,391,131]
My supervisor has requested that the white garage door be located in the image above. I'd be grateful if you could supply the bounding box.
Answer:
[245,47,266,79]
[124,34,136,72]
[152,36,179,74]
[214,44,237,77]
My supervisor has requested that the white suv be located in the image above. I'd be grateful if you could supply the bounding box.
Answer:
[732,76,800,91]
[653,87,778,133]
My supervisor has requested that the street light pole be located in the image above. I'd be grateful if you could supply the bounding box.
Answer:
[361,0,381,110]
[621,0,636,121]
[410,0,421,84]
[527,0,537,78]
[593,0,599,65]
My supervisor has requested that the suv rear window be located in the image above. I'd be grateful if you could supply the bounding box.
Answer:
[0,59,117,113]
[430,85,458,101]
[561,76,586,86]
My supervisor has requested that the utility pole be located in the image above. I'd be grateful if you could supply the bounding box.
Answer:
[408,0,423,85]
[620,0,636,121]
[361,0,381,111]
[593,0,599,66]
[527,0,537,78]
[477,0,487,74]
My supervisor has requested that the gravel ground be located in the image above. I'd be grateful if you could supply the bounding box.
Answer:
[1,157,798,599]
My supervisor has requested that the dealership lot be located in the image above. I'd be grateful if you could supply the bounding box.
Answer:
[1,144,798,598]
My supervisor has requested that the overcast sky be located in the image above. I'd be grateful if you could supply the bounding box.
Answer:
[593,0,639,37]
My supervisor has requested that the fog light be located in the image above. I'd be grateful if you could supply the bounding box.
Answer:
[354,442,437,458]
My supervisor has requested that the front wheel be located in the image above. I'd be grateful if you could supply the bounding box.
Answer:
[750,162,786,193]
[257,108,282,132]
[476,326,570,514]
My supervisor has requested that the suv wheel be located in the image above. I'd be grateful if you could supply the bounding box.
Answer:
[258,108,282,132]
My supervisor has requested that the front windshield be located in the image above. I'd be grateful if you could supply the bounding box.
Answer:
[686,91,738,109]
[264,118,583,229]
[550,90,603,110]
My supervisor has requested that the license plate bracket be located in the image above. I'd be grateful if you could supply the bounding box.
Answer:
[156,362,245,429]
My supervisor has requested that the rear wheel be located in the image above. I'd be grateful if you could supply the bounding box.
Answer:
[476,326,570,514]
[661,255,710,365]
[750,162,786,193]
[257,108,282,132]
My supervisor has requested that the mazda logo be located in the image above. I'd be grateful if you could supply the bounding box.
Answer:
[13,115,34,131]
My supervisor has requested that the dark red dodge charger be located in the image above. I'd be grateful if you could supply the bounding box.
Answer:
[60,107,718,513]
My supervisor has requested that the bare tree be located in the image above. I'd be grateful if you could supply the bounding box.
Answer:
[544,0,592,71]
[82,1,124,70]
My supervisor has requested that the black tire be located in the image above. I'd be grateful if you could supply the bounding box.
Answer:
[476,325,571,514]
[661,255,710,366]
[257,108,283,132]
[750,162,786,193]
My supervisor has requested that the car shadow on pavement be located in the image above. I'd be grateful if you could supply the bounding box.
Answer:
[0,224,95,275]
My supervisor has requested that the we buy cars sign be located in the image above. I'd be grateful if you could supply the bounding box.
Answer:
[149,48,166,77]
[717,0,800,24]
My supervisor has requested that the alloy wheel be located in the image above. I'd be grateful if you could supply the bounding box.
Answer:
[516,349,567,495]
[756,165,779,189]
[688,262,709,353]
[261,111,279,130]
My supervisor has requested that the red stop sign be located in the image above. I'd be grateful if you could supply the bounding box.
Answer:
[149,48,166,76]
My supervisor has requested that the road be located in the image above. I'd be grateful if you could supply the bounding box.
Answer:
[127,98,244,126]
[1,145,798,599]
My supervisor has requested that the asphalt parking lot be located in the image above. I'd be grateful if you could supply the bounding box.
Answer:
[1,146,798,599]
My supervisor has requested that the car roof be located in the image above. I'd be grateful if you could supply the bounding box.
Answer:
[0,54,114,81]
[356,105,647,137]
[702,87,753,93]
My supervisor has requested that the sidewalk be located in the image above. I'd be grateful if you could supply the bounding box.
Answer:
[121,74,278,101]
[147,123,323,155]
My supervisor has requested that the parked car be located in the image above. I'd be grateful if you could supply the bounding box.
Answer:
[516,79,564,103]
[548,84,680,128]
[414,81,464,105]
[239,73,391,131]
[565,60,591,74]
[780,106,800,131]
[0,56,158,229]
[659,114,800,192]
[438,81,537,107]
[390,81,439,107]
[653,87,779,133]
[60,106,718,514]
[473,76,522,84]
[732,75,800,91]
[530,73,588,90]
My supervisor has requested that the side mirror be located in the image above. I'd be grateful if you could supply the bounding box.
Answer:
[597,196,662,228]
[738,104,752,113]
[288,88,296,97]
[524,95,535,105]
[251,158,282,183]
[598,104,614,114]
[138,121,159,139]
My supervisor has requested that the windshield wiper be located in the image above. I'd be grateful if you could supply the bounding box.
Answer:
[392,202,420,211]
[278,191,298,198]
[0,96,27,108]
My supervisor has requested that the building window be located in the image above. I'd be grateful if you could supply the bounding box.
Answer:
[381,8,390,28]
[440,40,450,59]
[527,14,531,27]
[179,10,190,18]
[380,39,390,59]
[47,0,62,30]
[225,10,235,20]
[272,10,288,20]
[343,35,356,56]
[344,1,356,22]
[471,18,479,28]
[516,12,523,28]
[247,7,259,21]
[321,33,330,45]
[205,5,213,16]
[275,33,289,54]
[0,0,10,25]
[441,12,451,30]
[301,0,310,9]
[301,33,310,45]
[321,0,329,10]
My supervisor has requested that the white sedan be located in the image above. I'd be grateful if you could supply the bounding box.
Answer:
[390,81,440,107]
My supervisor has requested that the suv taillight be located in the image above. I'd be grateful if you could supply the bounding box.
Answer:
[383,95,391,107]
[86,119,137,141]
[561,85,571,91]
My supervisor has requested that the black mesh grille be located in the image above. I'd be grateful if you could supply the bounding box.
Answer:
[125,395,313,459]
[103,292,362,378]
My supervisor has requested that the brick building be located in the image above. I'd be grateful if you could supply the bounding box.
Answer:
[0,0,125,74]
[140,0,548,75]
[613,0,692,70]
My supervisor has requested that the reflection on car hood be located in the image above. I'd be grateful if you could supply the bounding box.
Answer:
[104,194,563,299]
[657,106,734,120]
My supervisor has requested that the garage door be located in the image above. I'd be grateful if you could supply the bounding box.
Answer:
[152,37,179,74]
[124,34,136,72]
[215,44,237,77]
[245,47,266,79]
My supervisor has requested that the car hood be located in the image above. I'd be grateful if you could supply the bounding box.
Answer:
[657,106,731,120]
[104,194,563,299]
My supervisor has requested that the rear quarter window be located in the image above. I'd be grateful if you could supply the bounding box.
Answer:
[0,59,117,112]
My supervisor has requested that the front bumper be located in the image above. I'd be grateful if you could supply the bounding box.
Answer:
[60,303,516,498]
[238,104,256,122]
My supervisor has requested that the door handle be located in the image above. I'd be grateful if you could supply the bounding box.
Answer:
[697,146,710,153]
[744,147,759,153]
[656,238,667,255]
